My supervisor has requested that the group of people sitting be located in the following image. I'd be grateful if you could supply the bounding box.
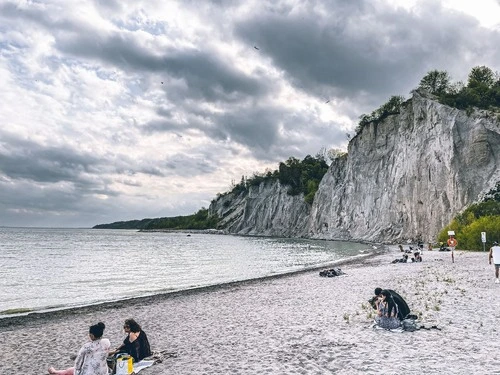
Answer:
[369,287,411,330]
[394,245,423,263]
[48,318,151,375]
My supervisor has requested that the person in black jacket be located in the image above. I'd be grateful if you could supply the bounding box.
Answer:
[109,319,152,362]
[371,287,411,320]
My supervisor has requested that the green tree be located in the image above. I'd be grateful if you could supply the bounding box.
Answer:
[468,66,495,88]
[356,96,405,134]
[419,70,451,95]
[460,216,500,250]
[437,185,500,250]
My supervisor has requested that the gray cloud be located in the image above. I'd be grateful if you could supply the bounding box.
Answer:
[57,33,269,103]
[0,0,499,227]
[0,136,101,184]
[234,0,500,108]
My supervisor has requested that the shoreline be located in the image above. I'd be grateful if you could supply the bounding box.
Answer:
[0,249,386,330]
[3,247,497,374]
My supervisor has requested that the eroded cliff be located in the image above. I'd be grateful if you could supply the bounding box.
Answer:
[209,91,500,242]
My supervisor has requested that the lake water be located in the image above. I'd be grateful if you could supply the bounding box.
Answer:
[0,227,373,317]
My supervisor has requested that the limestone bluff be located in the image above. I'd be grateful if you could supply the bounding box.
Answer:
[209,90,500,243]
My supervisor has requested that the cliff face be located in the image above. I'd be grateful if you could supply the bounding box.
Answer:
[210,91,500,242]
[209,180,310,237]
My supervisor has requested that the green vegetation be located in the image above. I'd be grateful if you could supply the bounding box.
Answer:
[438,182,500,250]
[224,154,330,205]
[356,65,500,135]
[419,66,500,113]
[278,155,330,203]
[356,95,406,134]
[93,208,218,230]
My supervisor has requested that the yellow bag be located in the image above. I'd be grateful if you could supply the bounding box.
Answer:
[116,355,133,375]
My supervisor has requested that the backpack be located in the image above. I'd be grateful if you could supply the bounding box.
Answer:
[402,318,419,332]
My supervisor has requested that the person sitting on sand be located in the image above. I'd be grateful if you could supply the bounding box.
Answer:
[374,290,402,330]
[109,318,152,363]
[370,287,410,320]
[48,322,110,375]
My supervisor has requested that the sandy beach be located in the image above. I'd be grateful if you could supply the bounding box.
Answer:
[1,247,499,375]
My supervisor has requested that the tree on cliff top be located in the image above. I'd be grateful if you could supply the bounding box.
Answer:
[420,65,500,112]
[356,65,500,136]
[418,70,451,95]
[356,95,406,134]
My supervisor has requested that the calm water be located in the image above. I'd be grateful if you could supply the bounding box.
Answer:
[0,228,372,317]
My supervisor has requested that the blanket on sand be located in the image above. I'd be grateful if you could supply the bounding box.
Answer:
[112,350,177,374]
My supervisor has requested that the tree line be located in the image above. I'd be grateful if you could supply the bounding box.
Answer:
[224,154,330,204]
[93,208,218,230]
[356,65,500,135]
[419,66,500,113]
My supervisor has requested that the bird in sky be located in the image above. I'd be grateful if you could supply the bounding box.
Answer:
[254,46,259,50]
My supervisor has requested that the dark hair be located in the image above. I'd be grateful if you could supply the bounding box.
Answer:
[124,318,142,333]
[380,290,398,318]
[89,322,105,338]
[374,287,382,296]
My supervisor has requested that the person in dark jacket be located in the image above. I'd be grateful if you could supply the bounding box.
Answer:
[371,287,410,320]
[109,319,152,362]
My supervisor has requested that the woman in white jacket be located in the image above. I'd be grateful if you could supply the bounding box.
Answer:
[48,322,111,375]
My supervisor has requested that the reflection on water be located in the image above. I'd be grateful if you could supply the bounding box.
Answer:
[0,228,371,315]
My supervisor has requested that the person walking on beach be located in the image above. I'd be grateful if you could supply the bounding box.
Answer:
[48,322,110,375]
[488,242,500,283]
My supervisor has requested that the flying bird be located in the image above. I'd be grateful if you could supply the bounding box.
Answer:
[254,46,259,50]
[325,100,330,104]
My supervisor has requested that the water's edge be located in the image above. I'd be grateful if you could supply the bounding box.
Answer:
[0,248,388,330]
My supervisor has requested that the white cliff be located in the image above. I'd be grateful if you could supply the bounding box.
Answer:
[210,91,500,242]
[209,180,310,237]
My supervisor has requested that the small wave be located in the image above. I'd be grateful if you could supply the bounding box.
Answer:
[0,307,33,315]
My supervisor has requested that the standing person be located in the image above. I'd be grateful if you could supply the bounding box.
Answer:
[489,242,500,283]
[48,322,110,375]
[109,319,152,363]
[447,236,458,263]
[375,290,402,330]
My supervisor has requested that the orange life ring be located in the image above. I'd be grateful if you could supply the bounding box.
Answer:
[447,238,458,247]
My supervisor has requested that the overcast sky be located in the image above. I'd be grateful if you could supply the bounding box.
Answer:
[0,0,499,228]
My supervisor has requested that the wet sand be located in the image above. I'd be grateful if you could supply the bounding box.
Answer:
[1,248,498,375]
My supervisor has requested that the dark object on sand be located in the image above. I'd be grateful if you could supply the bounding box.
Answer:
[439,243,450,251]
[402,318,441,332]
[319,268,345,277]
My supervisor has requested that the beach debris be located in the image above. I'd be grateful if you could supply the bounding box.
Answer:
[319,268,345,277]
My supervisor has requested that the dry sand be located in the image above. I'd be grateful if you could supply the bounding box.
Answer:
[1,247,499,375]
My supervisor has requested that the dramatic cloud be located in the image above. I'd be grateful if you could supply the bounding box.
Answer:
[0,0,499,227]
